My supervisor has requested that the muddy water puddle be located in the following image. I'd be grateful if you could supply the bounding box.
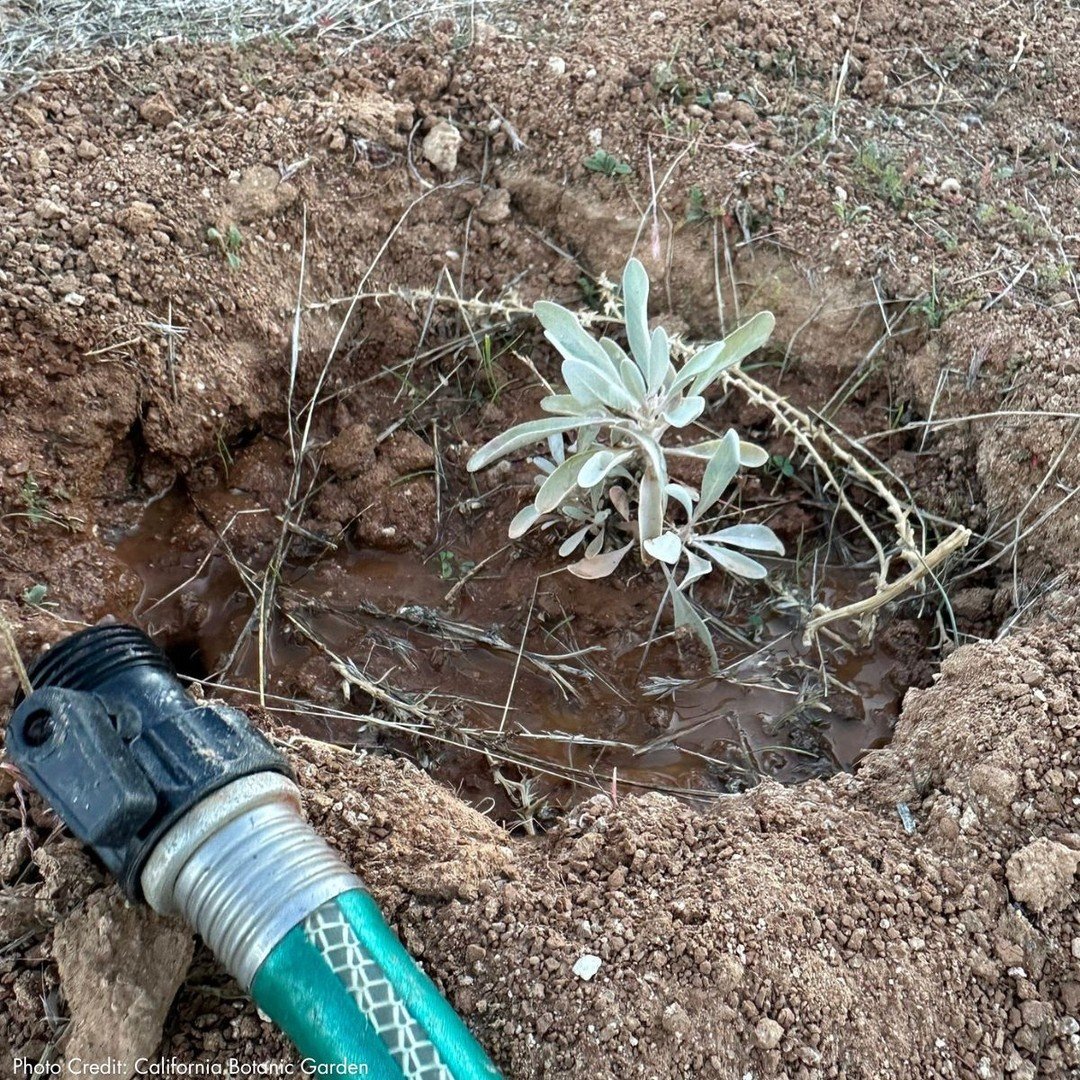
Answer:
[113,485,915,820]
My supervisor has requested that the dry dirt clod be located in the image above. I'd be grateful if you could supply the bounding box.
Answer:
[34,197,67,221]
[139,91,178,128]
[476,188,512,225]
[52,887,194,1068]
[323,421,377,478]
[1006,837,1080,913]
[116,201,158,236]
[227,165,299,224]
[754,1016,784,1050]
[422,120,463,174]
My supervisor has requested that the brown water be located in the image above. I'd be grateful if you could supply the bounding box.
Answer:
[112,485,916,821]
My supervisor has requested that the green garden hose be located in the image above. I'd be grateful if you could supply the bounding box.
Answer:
[140,773,501,1080]
[255,891,497,1079]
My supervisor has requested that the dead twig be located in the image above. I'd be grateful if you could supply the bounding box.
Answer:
[802,525,971,643]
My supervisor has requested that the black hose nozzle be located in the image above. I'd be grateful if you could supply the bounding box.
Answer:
[6,624,290,898]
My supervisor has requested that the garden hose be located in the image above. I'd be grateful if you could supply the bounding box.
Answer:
[7,624,502,1080]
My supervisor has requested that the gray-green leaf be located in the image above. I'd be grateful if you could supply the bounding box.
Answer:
[695,429,741,518]
[699,524,785,554]
[689,310,775,396]
[468,416,594,471]
[638,465,665,550]
[665,482,697,519]
[680,549,712,589]
[535,449,601,513]
[558,524,593,557]
[509,504,542,539]
[578,449,634,490]
[568,541,634,579]
[540,394,596,416]
[665,569,718,669]
[693,541,769,579]
[647,325,671,395]
[622,258,652,373]
[534,300,612,371]
[644,531,682,564]
[671,438,770,468]
[662,395,705,428]
[563,357,638,414]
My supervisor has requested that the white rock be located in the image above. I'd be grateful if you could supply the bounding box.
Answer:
[547,57,566,76]
[940,177,962,195]
[422,120,462,175]
[572,954,602,981]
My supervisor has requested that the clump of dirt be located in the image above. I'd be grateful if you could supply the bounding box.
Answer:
[53,889,194,1068]
[1,0,1079,1076]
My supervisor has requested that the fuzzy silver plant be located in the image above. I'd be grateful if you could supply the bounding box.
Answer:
[467,258,784,659]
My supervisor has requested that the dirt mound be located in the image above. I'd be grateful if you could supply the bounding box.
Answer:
[1,1,1079,1077]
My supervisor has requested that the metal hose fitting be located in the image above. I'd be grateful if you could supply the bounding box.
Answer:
[141,772,361,990]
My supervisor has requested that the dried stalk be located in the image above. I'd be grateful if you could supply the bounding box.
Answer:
[802,525,971,643]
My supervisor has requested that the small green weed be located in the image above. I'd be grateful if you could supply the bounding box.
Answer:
[207,224,244,270]
[584,149,632,178]
[912,271,973,330]
[767,454,796,479]
[578,276,603,311]
[854,142,908,209]
[23,583,53,608]
[20,474,49,523]
[686,186,722,225]
[833,199,870,225]
[437,550,476,581]
[6,474,80,531]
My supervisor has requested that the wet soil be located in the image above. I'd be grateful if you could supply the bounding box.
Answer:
[1,1,1079,1077]
[112,462,916,817]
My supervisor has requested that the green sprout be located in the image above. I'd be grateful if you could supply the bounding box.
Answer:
[583,149,632,178]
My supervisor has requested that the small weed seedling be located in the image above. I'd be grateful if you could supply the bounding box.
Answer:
[583,148,633,178]
[437,550,476,582]
[207,225,243,270]
[854,142,907,209]
[23,583,52,608]
[686,186,724,225]
[467,258,783,665]
[5,473,80,532]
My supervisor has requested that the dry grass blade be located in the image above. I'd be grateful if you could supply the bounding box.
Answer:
[202,675,731,801]
[285,588,600,697]
[0,615,32,698]
[0,1,504,94]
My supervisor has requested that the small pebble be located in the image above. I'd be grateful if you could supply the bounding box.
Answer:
[572,954,602,981]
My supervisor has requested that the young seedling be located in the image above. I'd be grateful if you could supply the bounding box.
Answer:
[437,550,476,582]
[207,224,244,270]
[686,186,720,225]
[467,258,784,664]
[583,148,633,178]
